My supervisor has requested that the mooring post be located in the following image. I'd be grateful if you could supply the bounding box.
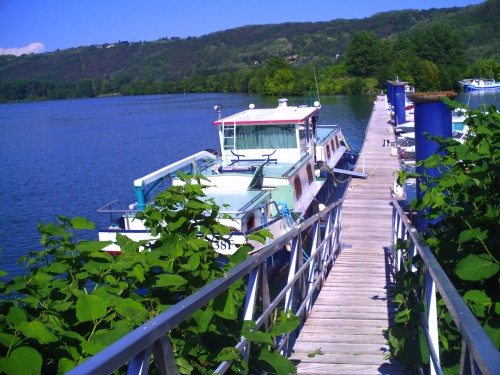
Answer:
[408,91,457,232]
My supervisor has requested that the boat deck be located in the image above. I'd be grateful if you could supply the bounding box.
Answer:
[290,96,405,374]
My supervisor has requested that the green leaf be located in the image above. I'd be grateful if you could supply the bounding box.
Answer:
[71,217,95,230]
[247,229,273,244]
[307,348,324,358]
[38,222,70,238]
[46,261,69,274]
[216,346,241,362]
[154,274,188,287]
[18,321,58,344]
[0,347,42,375]
[132,264,145,282]
[0,333,21,349]
[458,228,487,244]
[52,301,73,313]
[213,289,238,320]
[168,216,187,231]
[115,233,141,253]
[394,308,410,324]
[192,308,214,333]
[77,241,113,253]
[76,294,108,322]
[455,254,500,281]
[115,298,148,325]
[269,312,300,336]
[6,306,27,326]
[257,346,296,375]
[58,358,75,374]
[82,325,132,355]
[241,321,272,344]
[176,357,194,375]
[181,254,200,271]
[484,317,500,348]
[418,329,430,364]
[463,289,491,306]
[228,247,250,264]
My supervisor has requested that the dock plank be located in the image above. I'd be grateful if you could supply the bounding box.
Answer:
[290,96,404,374]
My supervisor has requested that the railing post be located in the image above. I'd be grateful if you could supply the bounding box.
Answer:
[306,220,320,314]
[127,347,153,375]
[243,267,260,321]
[152,336,180,375]
[284,236,300,312]
[425,268,440,375]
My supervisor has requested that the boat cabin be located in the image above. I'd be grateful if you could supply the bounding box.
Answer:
[213,98,320,166]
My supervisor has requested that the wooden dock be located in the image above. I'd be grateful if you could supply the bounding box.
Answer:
[290,96,404,374]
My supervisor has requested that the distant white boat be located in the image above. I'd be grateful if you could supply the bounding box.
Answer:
[459,78,500,91]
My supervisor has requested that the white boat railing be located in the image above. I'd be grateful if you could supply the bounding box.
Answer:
[391,200,500,375]
[68,194,345,374]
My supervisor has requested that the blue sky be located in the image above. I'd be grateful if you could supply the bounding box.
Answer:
[0,0,485,56]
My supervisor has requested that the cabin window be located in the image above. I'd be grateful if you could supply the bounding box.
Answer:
[294,176,302,199]
[232,124,297,150]
[246,214,255,232]
[335,136,340,149]
[307,164,314,184]
[326,145,331,159]
[331,139,335,151]
[299,125,308,152]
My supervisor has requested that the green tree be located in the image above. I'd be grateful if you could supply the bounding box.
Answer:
[411,23,466,70]
[467,58,500,80]
[345,31,384,78]
[261,57,295,95]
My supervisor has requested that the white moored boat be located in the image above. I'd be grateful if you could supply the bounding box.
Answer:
[97,98,361,274]
[459,78,500,91]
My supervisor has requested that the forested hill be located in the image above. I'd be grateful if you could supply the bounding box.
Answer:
[0,0,498,101]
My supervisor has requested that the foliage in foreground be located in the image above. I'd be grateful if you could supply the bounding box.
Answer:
[389,101,499,373]
[0,172,298,374]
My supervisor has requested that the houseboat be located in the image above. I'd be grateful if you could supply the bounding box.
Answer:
[97,99,359,271]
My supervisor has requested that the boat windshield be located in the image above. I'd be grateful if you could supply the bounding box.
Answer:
[225,124,297,150]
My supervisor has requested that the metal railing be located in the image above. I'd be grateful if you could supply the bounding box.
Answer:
[391,200,500,375]
[68,196,344,374]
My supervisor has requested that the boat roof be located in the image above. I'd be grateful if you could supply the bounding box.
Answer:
[213,102,320,126]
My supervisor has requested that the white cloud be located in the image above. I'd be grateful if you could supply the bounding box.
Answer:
[0,42,45,56]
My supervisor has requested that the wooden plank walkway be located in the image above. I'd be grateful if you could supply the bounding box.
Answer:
[290,96,404,374]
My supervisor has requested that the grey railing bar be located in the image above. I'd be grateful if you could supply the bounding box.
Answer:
[392,200,500,374]
[69,196,343,374]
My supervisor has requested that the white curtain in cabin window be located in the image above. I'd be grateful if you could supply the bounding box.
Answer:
[235,124,297,149]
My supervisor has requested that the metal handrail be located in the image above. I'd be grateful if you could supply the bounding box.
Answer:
[391,200,500,375]
[68,196,344,374]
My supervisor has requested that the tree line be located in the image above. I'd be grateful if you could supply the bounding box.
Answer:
[0,22,499,103]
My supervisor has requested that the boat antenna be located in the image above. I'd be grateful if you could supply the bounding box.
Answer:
[313,67,320,104]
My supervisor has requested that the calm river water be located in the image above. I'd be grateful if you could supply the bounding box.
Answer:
[0,91,498,276]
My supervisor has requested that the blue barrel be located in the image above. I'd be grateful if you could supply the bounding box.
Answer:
[409,91,457,231]
[386,81,393,107]
[393,82,408,126]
